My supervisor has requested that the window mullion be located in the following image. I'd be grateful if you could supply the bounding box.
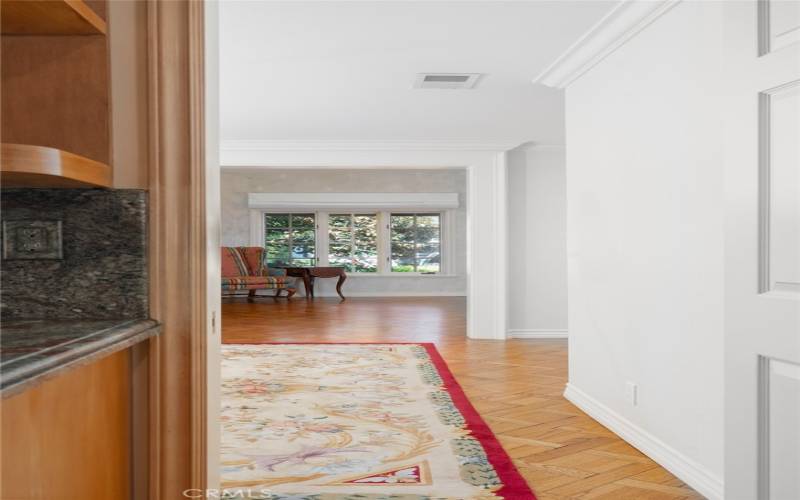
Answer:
[317,212,329,267]
[413,213,419,273]
[285,226,290,266]
[288,215,294,266]
[350,213,355,271]
[379,211,389,274]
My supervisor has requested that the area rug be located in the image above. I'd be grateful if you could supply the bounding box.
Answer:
[221,343,535,499]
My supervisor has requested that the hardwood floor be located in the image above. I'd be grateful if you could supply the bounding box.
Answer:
[222,297,702,500]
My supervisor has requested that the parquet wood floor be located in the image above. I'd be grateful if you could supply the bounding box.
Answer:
[222,296,703,500]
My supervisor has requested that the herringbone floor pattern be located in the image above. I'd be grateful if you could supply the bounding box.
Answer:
[222,296,703,500]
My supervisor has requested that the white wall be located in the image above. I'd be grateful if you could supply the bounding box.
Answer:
[221,168,467,297]
[507,146,567,337]
[564,1,724,498]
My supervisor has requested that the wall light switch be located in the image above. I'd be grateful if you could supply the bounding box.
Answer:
[2,220,63,260]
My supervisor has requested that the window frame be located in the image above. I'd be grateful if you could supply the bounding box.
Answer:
[388,212,444,274]
[327,212,380,273]
[250,209,453,275]
[260,211,318,267]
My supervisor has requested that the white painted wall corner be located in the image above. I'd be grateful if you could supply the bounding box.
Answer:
[533,0,682,89]
[563,383,724,500]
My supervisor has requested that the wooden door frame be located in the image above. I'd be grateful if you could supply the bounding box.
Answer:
[146,1,208,497]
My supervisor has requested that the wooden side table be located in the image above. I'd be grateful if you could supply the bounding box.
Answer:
[279,266,347,300]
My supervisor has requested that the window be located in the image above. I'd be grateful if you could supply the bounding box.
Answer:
[328,214,378,272]
[256,209,448,274]
[263,213,316,266]
[390,213,441,273]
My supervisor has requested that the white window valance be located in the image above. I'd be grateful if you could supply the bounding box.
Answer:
[247,192,459,211]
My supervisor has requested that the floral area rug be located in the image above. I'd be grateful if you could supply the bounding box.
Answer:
[221,343,535,499]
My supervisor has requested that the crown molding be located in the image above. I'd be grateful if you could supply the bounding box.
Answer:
[514,143,566,152]
[532,0,682,89]
[221,139,524,153]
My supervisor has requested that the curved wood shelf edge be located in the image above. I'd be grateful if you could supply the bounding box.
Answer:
[1,143,112,188]
[0,0,107,36]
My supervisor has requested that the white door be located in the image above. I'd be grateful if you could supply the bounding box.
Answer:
[724,1,800,499]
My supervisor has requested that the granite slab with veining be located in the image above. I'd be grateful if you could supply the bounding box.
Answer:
[0,188,158,396]
[0,188,148,320]
[1,318,160,397]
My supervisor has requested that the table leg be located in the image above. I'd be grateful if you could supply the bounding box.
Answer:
[335,272,346,300]
[301,273,312,298]
[309,276,316,298]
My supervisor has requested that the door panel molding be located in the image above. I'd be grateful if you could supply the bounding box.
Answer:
[758,355,800,500]
[758,0,800,56]
[758,79,800,298]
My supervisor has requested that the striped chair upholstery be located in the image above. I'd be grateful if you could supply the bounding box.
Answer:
[221,247,295,297]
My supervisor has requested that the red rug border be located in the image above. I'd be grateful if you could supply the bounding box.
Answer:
[419,342,536,500]
[225,341,536,499]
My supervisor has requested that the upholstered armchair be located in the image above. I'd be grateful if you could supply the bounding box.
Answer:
[221,247,296,299]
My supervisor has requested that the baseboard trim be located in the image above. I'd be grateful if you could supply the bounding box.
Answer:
[508,329,568,339]
[310,291,467,298]
[563,383,723,500]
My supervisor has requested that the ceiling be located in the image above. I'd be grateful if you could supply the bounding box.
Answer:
[219,1,617,146]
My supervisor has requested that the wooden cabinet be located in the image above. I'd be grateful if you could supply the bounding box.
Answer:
[0,349,131,500]
[0,0,112,188]
[1,0,107,35]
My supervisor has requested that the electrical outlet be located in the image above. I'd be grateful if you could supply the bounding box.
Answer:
[625,381,638,406]
[2,220,63,260]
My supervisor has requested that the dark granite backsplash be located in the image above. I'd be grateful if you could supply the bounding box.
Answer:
[0,189,148,320]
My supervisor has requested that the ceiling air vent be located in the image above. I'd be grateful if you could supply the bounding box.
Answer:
[413,73,482,89]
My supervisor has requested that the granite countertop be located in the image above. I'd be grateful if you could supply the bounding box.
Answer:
[1,318,160,397]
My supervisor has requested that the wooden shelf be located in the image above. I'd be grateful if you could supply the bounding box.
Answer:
[1,143,111,188]
[1,0,106,36]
